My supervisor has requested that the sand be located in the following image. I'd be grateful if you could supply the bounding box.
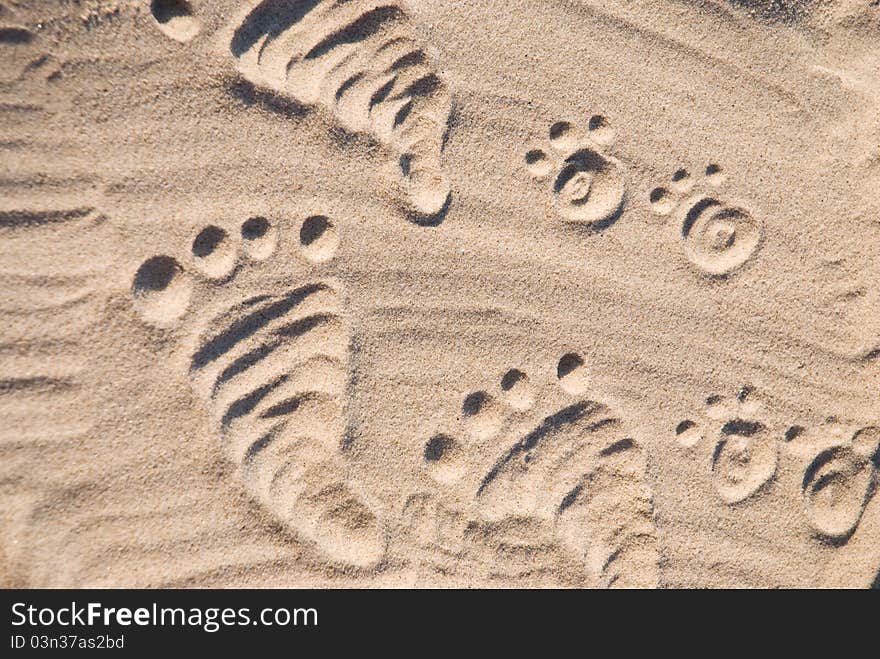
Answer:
[0,0,878,588]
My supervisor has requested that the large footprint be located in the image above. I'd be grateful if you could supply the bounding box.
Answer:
[130,213,386,568]
[227,0,452,220]
[417,353,659,588]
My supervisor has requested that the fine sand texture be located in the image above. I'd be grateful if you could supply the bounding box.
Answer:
[1,0,879,588]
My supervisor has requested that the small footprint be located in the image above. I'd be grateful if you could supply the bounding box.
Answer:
[650,164,762,276]
[131,212,385,568]
[421,353,659,587]
[675,386,779,504]
[228,0,452,220]
[797,421,880,542]
[678,390,880,551]
[524,115,626,229]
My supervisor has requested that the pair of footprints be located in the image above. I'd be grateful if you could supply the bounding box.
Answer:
[135,235,659,583]
[524,119,762,277]
[132,212,386,568]
[675,386,880,542]
[420,355,660,587]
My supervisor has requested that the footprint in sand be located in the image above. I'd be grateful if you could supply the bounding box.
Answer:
[650,164,762,276]
[679,391,880,544]
[130,213,386,568]
[419,353,659,588]
[794,421,880,542]
[675,386,780,504]
[227,0,452,221]
[524,115,626,229]
[150,0,201,43]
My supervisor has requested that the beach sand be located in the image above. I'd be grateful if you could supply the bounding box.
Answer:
[1,0,879,588]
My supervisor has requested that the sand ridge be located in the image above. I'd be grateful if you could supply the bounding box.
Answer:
[0,0,878,587]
